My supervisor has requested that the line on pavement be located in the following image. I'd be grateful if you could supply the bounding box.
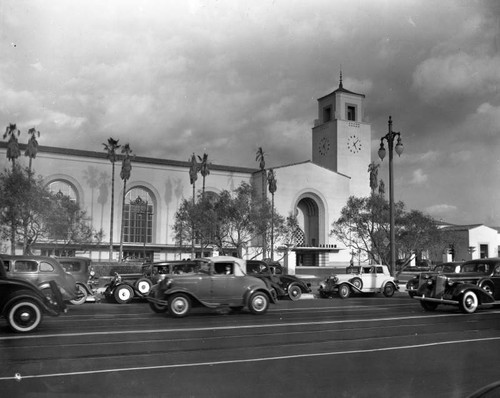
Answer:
[1,336,500,382]
[1,311,499,341]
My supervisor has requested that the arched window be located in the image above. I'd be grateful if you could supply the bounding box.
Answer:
[47,180,78,202]
[124,187,154,244]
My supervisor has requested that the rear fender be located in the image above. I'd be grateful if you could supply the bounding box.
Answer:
[244,287,276,304]
[162,288,203,307]
[2,289,61,317]
[382,280,399,291]
[452,283,494,304]
[77,282,94,295]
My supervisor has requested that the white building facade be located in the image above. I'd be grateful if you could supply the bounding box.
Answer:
[0,80,372,266]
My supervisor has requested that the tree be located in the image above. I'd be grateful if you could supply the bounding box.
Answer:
[45,192,103,250]
[197,153,210,197]
[103,137,121,260]
[0,167,102,254]
[255,147,267,255]
[330,195,443,275]
[4,123,21,169]
[22,127,41,253]
[188,153,199,258]
[119,144,133,261]
[3,123,21,253]
[173,181,294,259]
[25,127,40,175]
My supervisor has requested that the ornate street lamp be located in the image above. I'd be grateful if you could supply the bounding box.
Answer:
[378,116,404,275]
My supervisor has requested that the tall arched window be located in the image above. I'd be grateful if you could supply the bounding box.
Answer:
[47,180,78,202]
[124,187,154,243]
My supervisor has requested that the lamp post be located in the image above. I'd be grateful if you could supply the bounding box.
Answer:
[378,116,404,275]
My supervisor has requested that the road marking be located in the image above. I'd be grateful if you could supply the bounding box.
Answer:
[1,310,499,341]
[1,336,500,381]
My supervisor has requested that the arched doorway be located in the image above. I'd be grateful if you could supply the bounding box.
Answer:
[296,197,319,247]
[294,196,323,267]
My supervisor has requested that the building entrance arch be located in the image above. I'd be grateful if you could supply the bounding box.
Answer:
[292,193,327,267]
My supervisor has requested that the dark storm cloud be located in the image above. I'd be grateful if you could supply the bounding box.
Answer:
[0,0,499,225]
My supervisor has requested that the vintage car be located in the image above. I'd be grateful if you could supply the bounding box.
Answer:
[147,256,277,317]
[141,260,198,285]
[0,254,80,304]
[413,258,500,313]
[318,265,399,299]
[0,258,66,332]
[103,271,153,304]
[405,261,463,298]
[246,260,311,300]
[57,257,100,304]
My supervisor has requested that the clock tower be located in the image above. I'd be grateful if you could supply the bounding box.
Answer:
[312,73,371,197]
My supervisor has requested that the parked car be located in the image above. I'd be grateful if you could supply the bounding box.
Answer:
[0,255,80,304]
[406,261,463,298]
[147,256,277,317]
[0,258,67,333]
[103,271,153,304]
[57,257,100,304]
[413,258,500,313]
[246,260,311,300]
[318,265,399,299]
[141,260,198,285]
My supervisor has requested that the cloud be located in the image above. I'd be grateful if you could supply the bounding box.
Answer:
[425,204,458,219]
[412,53,500,102]
[409,169,428,185]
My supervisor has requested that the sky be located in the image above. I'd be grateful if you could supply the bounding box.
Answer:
[1,0,500,226]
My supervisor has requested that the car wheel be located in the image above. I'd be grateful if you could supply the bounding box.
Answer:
[350,278,363,290]
[248,292,269,314]
[135,278,152,295]
[6,298,43,333]
[383,283,395,297]
[338,284,350,299]
[420,301,438,311]
[288,284,302,301]
[168,293,191,318]
[113,285,134,304]
[408,292,416,298]
[70,284,88,305]
[319,291,330,299]
[149,301,168,313]
[459,290,479,314]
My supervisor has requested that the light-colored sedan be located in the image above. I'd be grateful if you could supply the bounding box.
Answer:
[319,265,399,299]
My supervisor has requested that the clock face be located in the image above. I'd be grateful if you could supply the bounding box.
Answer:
[347,134,362,154]
[318,137,330,156]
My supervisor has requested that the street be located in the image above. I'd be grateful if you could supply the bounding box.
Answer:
[1,294,499,397]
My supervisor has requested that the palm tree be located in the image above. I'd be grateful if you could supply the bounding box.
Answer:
[256,147,267,257]
[103,137,121,260]
[197,153,210,198]
[25,128,40,176]
[4,123,20,253]
[4,123,21,170]
[267,168,277,260]
[21,128,40,254]
[119,144,133,262]
[188,153,199,258]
